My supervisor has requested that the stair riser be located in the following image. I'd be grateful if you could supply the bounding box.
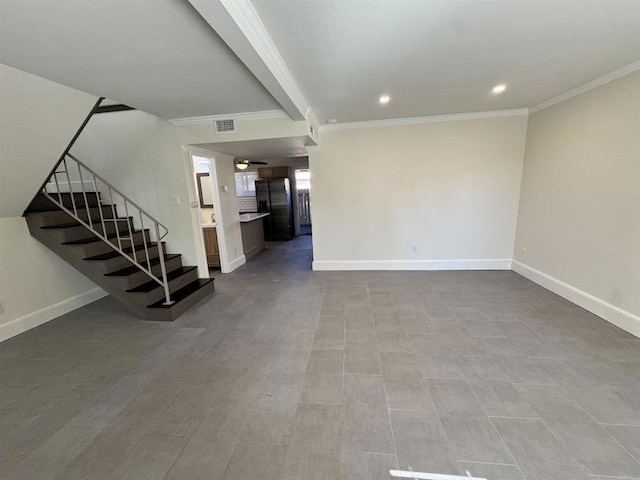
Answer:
[73,231,152,258]
[108,256,184,290]
[29,193,101,211]
[150,280,216,321]
[45,220,136,243]
[36,207,117,226]
[130,268,200,306]
[87,243,167,272]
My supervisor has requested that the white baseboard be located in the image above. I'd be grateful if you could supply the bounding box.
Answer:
[512,261,640,338]
[312,259,513,271]
[0,287,108,343]
[226,254,247,273]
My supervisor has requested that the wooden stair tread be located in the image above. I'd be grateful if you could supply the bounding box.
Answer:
[105,254,181,276]
[126,266,197,293]
[62,229,148,245]
[147,279,214,309]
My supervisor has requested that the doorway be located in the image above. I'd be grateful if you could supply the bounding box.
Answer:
[185,150,240,277]
[295,169,312,236]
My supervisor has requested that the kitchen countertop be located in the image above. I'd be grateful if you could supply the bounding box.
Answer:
[201,222,217,228]
[239,212,270,223]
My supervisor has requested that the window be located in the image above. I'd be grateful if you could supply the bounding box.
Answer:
[235,172,259,197]
[295,169,310,192]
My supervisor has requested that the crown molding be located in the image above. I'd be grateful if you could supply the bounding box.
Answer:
[183,145,236,161]
[319,109,528,131]
[169,109,289,127]
[529,60,640,113]
[209,151,236,162]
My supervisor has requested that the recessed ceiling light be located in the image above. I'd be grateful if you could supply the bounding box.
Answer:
[379,94,391,105]
[492,84,507,94]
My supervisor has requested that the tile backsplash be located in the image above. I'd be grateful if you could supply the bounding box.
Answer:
[237,196,257,212]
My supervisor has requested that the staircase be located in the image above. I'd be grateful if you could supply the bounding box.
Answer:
[22,98,215,321]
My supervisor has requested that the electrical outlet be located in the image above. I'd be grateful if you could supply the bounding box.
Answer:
[521,247,526,254]
[411,245,419,254]
[171,195,180,206]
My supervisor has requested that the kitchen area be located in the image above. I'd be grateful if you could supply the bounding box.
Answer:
[194,155,310,273]
[196,169,271,270]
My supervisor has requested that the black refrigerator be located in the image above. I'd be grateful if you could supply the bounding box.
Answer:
[255,178,295,240]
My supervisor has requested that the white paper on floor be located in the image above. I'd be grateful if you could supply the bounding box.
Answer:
[389,469,487,480]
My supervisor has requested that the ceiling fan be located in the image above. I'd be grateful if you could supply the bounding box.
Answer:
[234,159,268,170]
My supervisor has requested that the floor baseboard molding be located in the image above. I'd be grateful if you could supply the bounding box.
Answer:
[226,254,247,273]
[0,287,108,343]
[312,259,513,271]
[512,261,640,338]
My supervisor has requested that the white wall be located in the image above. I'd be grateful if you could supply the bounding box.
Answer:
[0,218,106,342]
[73,110,201,267]
[212,155,246,272]
[0,63,98,217]
[0,65,105,341]
[310,115,528,270]
[514,71,640,335]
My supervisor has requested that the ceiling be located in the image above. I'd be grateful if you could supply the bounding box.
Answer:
[0,0,280,119]
[252,0,640,123]
[1,0,638,124]
[197,136,313,160]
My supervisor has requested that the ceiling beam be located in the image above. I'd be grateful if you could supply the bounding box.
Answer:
[188,0,310,121]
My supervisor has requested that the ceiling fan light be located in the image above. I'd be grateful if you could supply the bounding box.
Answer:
[235,162,249,170]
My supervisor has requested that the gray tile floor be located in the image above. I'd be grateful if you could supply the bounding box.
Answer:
[1,236,639,480]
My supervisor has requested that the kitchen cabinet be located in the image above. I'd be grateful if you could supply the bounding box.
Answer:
[202,228,220,267]
[258,166,290,179]
[240,215,266,260]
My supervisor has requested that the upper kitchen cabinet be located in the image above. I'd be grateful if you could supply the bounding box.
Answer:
[258,166,290,179]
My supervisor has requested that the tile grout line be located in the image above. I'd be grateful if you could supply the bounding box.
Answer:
[459,371,526,478]
[369,279,401,471]
[549,380,640,471]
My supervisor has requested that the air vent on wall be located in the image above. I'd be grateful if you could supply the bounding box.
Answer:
[214,119,236,133]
